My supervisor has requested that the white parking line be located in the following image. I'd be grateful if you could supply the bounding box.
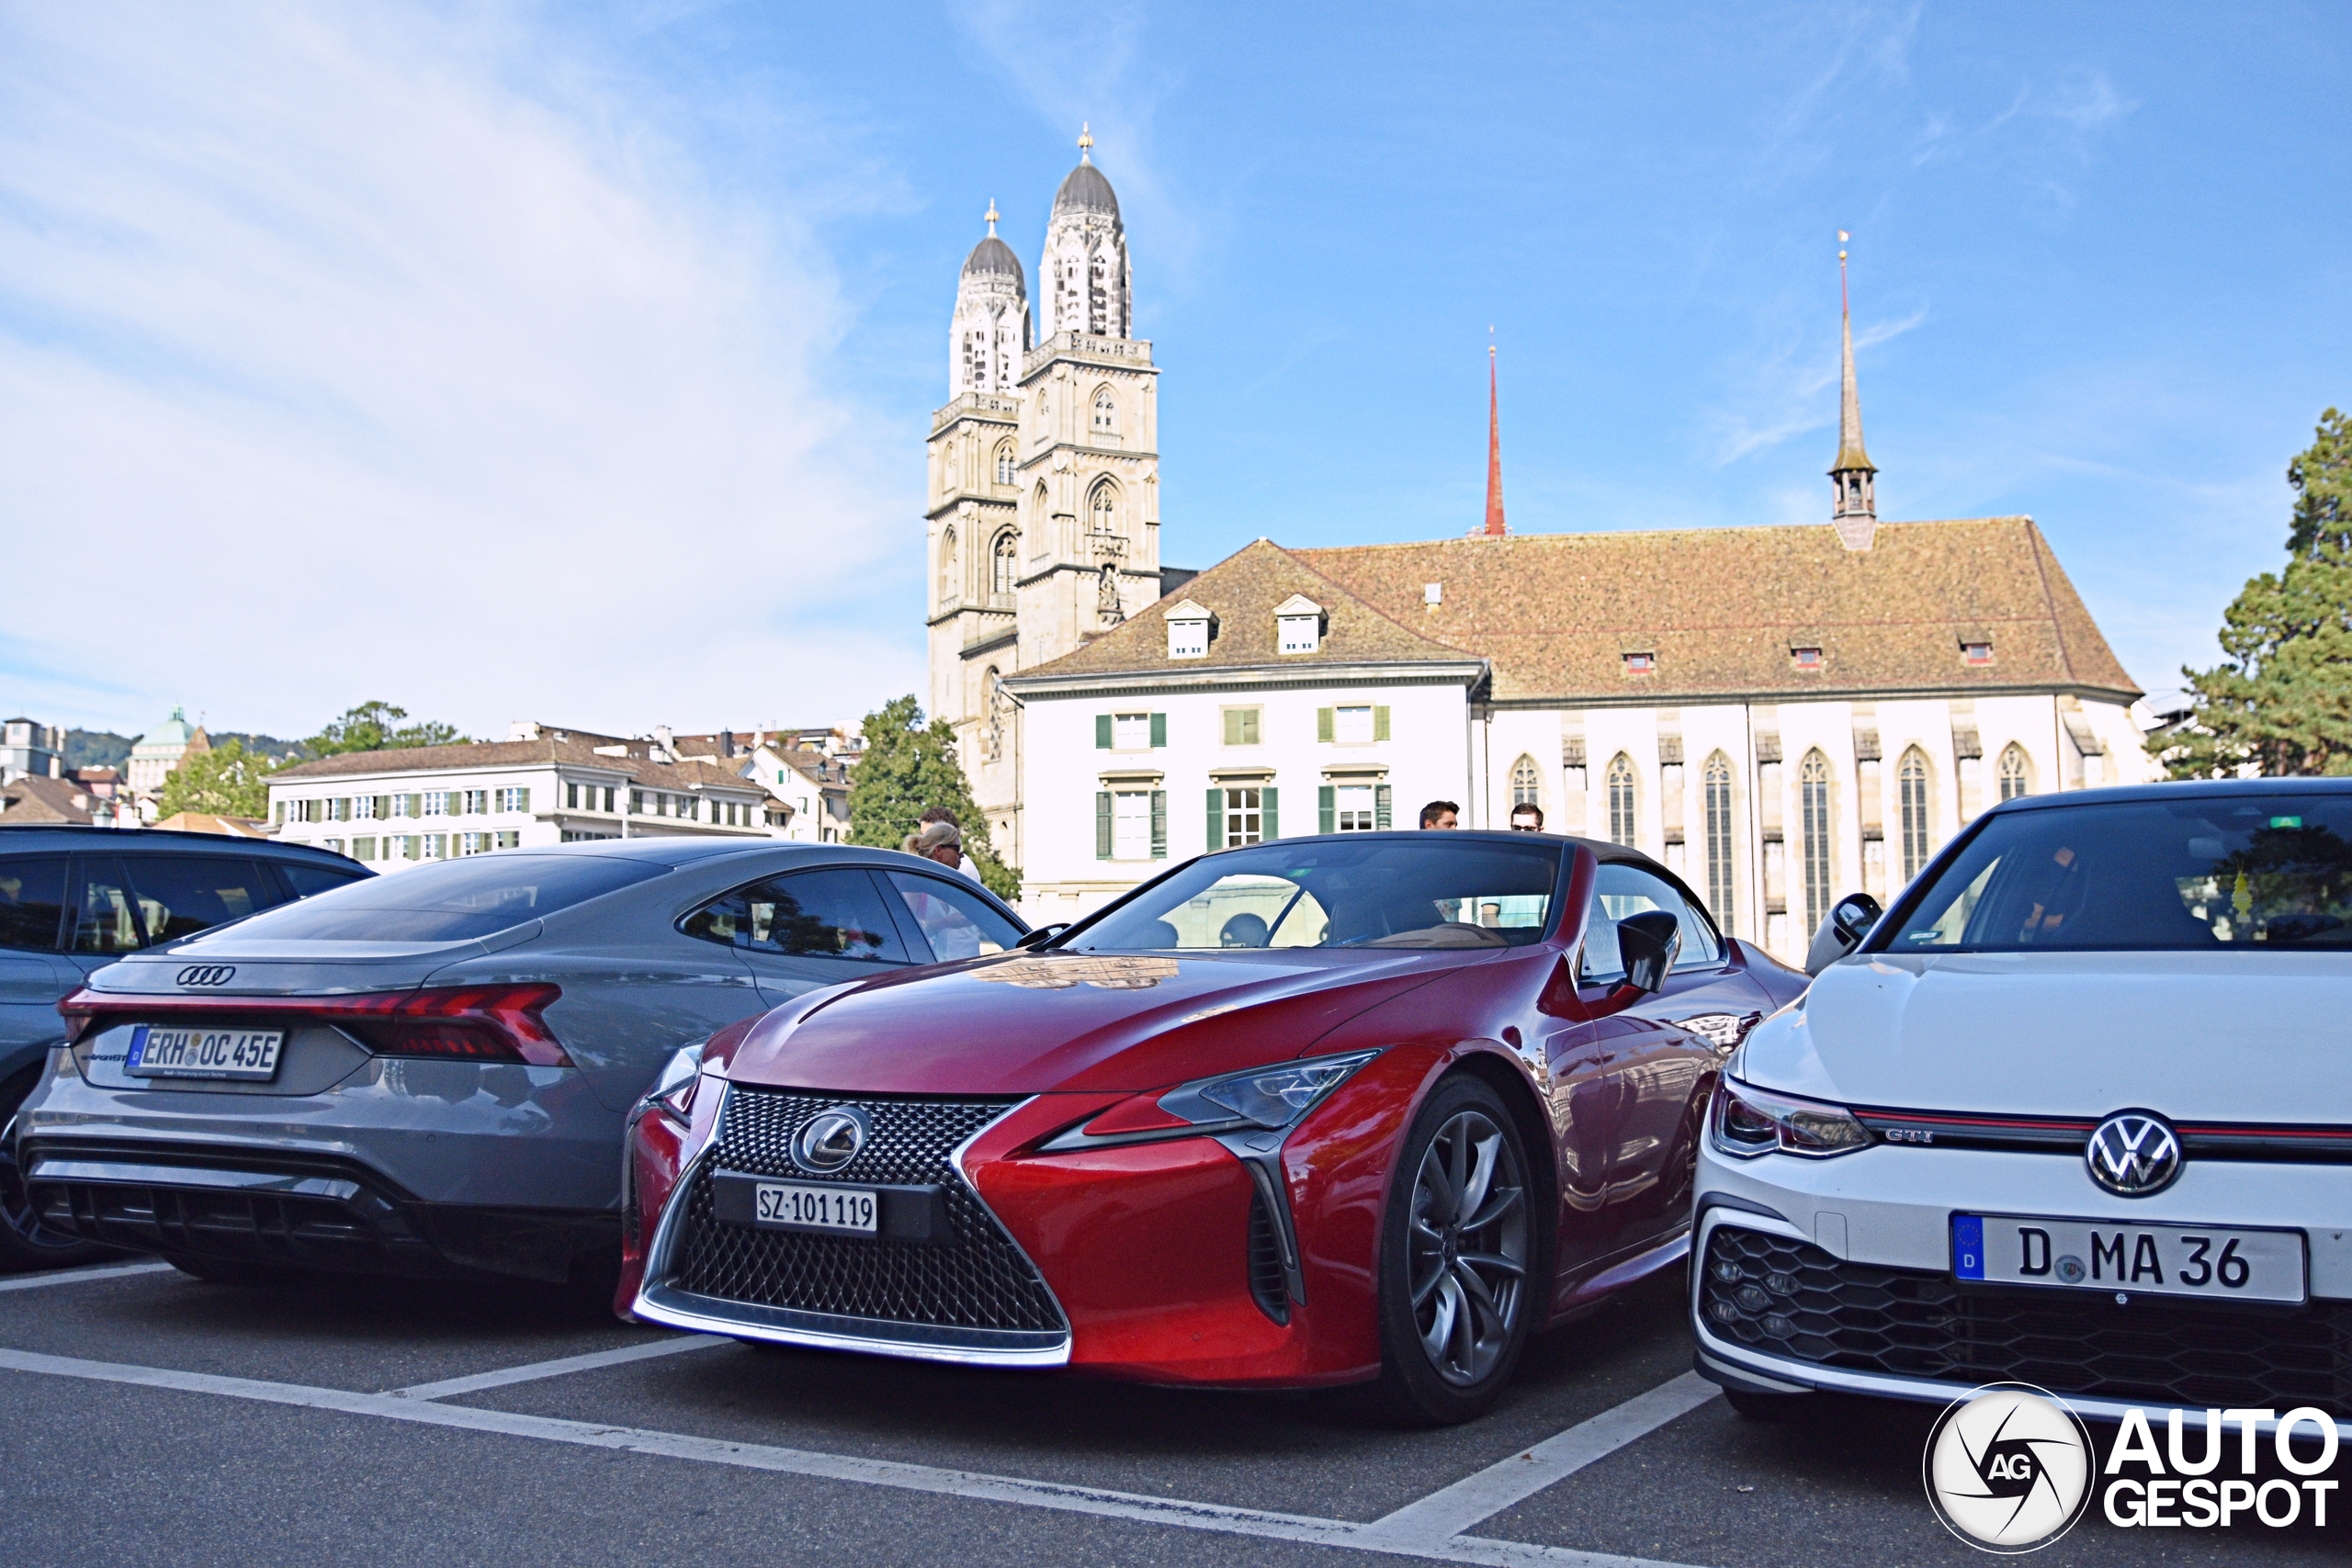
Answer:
[388,1334,726,1400]
[0,1345,1714,1568]
[0,1260,174,1293]
[1369,1373,1722,1545]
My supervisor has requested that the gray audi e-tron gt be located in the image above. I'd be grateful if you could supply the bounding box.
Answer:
[7,838,1023,1288]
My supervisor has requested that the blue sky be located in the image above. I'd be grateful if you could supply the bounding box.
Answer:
[2,2,2345,740]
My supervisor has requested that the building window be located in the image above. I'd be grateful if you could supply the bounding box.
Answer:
[565,783,580,809]
[1800,750,1834,941]
[1792,647,1823,671]
[423,791,449,817]
[1169,617,1208,658]
[1092,387,1116,434]
[1510,755,1541,808]
[391,795,413,818]
[1335,784,1376,831]
[353,837,377,861]
[1112,712,1154,750]
[1329,705,1371,745]
[1112,790,1151,859]
[1223,707,1261,746]
[462,790,488,815]
[1898,747,1933,880]
[1997,743,2030,800]
[1090,481,1117,536]
[1703,752,1736,921]
[938,526,957,604]
[496,830,520,850]
[1224,787,1264,847]
[1623,651,1655,675]
[495,787,528,813]
[994,444,1014,484]
[991,531,1018,598]
[1278,615,1319,654]
[354,795,377,820]
[1962,640,1994,666]
[1606,754,1636,847]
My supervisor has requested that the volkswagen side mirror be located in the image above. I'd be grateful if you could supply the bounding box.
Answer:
[1804,893,1884,976]
[1617,909,1683,995]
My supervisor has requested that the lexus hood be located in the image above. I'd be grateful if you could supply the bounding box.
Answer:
[723,947,1482,1096]
[1740,952,2352,1123]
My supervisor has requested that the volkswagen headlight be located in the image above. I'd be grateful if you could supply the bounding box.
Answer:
[1708,1076,1870,1159]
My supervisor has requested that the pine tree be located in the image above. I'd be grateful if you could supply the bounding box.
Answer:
[844,695,1019,901]
[2158,410,2352,778]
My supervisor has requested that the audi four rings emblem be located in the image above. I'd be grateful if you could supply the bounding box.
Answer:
[792,1107,871,1174]
[175,964,237,987]
[2085,1111,2182,1197]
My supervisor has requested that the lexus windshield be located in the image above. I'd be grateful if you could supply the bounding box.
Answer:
[1885,794,2352,953]
[1072,837,1566,952]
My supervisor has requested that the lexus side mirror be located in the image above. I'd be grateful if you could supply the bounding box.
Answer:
[1013,923,1069,950]
[1804,893,1884,976]
[1617,910,1683,995]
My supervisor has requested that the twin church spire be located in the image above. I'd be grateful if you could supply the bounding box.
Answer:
[949,126,1134,397]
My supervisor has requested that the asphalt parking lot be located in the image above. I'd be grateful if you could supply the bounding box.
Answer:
[1,1257,2341,1567]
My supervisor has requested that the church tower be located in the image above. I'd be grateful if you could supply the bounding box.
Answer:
[1829,233,1879,551]
[925,129,1160,874]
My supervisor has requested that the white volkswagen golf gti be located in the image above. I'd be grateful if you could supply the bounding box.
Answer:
[1692,779,2352,1435]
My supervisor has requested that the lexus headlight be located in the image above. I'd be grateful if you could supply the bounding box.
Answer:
[1162,1050,1382,1131]
[1708,1076,1870,1159]
[645,1044,704,1124]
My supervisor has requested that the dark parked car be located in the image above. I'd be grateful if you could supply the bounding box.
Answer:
[0,825,369,1267]
[14,839,1025,1292]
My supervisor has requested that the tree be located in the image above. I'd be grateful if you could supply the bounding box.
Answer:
[157,739,276,820]
[844,695,1019,901]
[2156,410,2352,779]
[304,701,468,757]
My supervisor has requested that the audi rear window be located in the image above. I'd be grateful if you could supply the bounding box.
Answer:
[1888,794,2352,952]
[185,854,666,943]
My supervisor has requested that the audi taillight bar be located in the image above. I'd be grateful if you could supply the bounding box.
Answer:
[57,984,570,1066]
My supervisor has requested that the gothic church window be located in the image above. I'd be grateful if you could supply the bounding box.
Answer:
[995,444,1014,484]
[938,527,958,605]
[1702,752,1736,925]
[1092,388,1117,434]
[1997,743,2030,801]
[1800,750,1834,942]
[1606,754,1636,848]
[1510,755,1541,808]
[1898,747,1933,883]
[991,532,1018,598]
[1090,480,1118,538]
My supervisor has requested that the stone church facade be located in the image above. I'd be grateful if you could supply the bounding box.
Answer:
[928,141,2156,959]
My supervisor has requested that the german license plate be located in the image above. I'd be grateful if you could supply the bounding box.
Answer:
[126,1025,283,1082]
[1953,1213,2306,1304]
[753,1180,877,1235]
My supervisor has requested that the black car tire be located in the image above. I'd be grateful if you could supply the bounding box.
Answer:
[0,1065,119,1272]
[1372,1073,1536,1426]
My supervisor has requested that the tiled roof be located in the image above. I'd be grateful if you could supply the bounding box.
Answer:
[0,774,96,824]
[1296,518,2138,704]
[271,739,761,793]
[1015,538,1477,681]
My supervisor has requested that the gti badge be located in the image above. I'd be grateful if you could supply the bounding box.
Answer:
[175,964,236,987]
[2085,1111,2182,1197]
[792,1107,871,1174]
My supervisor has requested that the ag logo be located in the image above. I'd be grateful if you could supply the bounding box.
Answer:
[175,964,237,987]
[1923,1382,2093,1552]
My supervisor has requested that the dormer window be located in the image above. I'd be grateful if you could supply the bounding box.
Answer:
[1273,593,1324,655]
[1623,650,1656,675]
[1162,598,1212,659]
[1962,640,1994,666]
[1792,646,1823,671]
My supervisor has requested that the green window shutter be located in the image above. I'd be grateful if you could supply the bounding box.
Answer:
[1376,784,1393,829]
[1096,792,1113,858]
[1222,710,1238,746]
[517,788,530,813]
[1096,714,1113,749]
[1261,786,1279,840]
[1374,705,1391,741]
[1318,784,1336,834]
[1244,708,1260,744]
[1150,791,1167,858]
[1206,788,1224,849]
[1317,707,1335,742]
[1150,712,1167,748]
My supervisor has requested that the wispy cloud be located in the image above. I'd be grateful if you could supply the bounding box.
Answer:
[1710,305,1930,462]
[0,4,912,739]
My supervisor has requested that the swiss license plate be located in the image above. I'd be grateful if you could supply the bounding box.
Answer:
[1953,1213,2306,1304]
[753,1180,877,1235]
[126,1024,284,1082]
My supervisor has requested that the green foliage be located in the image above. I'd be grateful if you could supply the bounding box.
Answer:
[2157,410,2352,779]
[844,694,1020,902]
[64,730,134,772]
[304,701,468,757]
[157,739,277,820]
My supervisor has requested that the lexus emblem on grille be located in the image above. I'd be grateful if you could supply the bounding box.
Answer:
[175,964,236,987]
[792,1107,870,1174]
[2085,1111,2181,1197]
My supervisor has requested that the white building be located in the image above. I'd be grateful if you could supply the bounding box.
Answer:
[1,717,64,784]
[268,723,770,871]
[668,728,854,843]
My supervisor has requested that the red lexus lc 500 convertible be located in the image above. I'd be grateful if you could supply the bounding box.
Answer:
[619,830,1805,1422]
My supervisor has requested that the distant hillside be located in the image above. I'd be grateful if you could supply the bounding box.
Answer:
[212,731,304,762]
[66,728,304,773]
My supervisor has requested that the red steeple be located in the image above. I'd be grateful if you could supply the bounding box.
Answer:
[1483,339,1507,536]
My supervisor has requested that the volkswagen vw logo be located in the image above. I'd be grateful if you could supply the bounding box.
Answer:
[792,1107,870,1174]
[175,964,236,988]
[2086,1111,2182,1198]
